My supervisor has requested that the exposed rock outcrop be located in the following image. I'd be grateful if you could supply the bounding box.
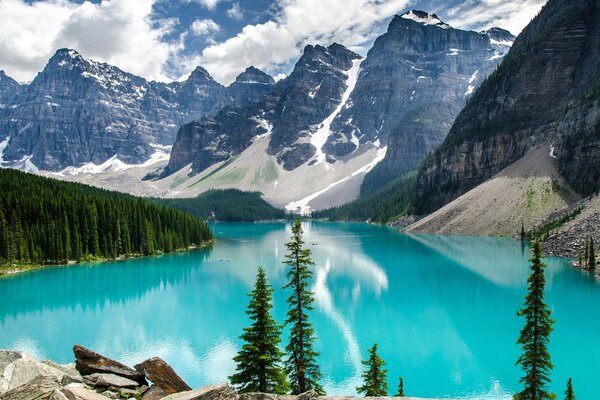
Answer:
[134,357,192,395]
[73,345,146,386]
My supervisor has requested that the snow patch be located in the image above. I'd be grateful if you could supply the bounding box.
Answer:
[550,146,557,159]
[447,48,463,56]
[401,10,450,29]
[309,83,322,98]
[310,58,363,166]
[464,69,479,96]
[285,146,387,215]
[0,136,9,165]
[253,118,273,139]
[490,39,514,47]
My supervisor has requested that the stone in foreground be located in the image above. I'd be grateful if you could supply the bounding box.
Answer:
[72,345,146,386]
[161,383,238,400]
[63,385,112,400]
[0,375,60,400]
[84,373,139,388]
[134,357,192,394]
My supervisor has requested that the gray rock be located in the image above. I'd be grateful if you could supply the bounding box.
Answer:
[296,390,319,400]
[134,357,191,395]
[84,373,138,389]
[0,375,60,400]
[142,385,167,400]
[73,345,146,386]
[63,386,112,400]
[50,390,70,400]
[238,393,278,400]
[161,383,237,400]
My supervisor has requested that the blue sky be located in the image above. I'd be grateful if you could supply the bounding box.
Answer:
[0,0,546,84]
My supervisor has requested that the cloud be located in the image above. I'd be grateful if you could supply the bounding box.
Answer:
[0,0,183,82]
[190,19,221,36]
[226,3,244,20]
[198,0,412,84]
[188,0,223,11]
[440,0,546,36]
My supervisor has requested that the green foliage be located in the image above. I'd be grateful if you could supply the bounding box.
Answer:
[395,376,405,397]
[230,267,289,394]
[564,378,575,400]
[158,189,286,222]
[314,172,417,223]
[283,218,324,395]
[0,169,212,268]
[514,241,555,400]
[356,343,388,397]
[524,207,583,241]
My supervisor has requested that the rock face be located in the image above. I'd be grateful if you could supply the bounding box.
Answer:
[415,0,600,213]
[164,14,510,182]
[163,43,361,175]
[134,357,192,395]
[0,50,274,171]
[161,384,237,400]
[73,345,146,385]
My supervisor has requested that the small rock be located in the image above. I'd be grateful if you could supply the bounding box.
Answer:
[134,357,191,395]
[50,389,70,400]
[0,375,60,400]
[296,390,319,400]
[161,383,238,400]
[73,345,146,386]
[63,386,112,400]
[142,385,167,400]
[239,393,278,400]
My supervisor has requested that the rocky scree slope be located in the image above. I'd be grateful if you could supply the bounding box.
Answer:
[415,0,600,214]
[0,49,275,171]
[163,11,512,185]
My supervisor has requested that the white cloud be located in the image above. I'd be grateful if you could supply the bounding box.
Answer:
[190,19,221,36]
[226,3,244,20]
[188,0,222,11]
[442,0,546,36]
[0,0,183,82]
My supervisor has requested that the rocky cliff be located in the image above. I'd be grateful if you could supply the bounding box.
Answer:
[0,49,274,171]
[415,0,600,213]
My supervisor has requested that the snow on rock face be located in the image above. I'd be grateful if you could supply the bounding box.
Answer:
[0,137,10,165]
[311,58,363,166]
[401,10,450,29]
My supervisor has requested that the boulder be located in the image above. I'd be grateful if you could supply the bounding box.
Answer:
[72,345,146,386]
[239,393,278,400]
[0,375,60,400]
[161,383,238,400]
[50,390,70,400]
[0,350,26,371]
[142,385,167,400]
[297,390,319,400]
[63,386,112,400]
[134,357,191,395]
[83,373,139,389]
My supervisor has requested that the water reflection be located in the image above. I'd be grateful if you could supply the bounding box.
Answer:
[0,222,597,399]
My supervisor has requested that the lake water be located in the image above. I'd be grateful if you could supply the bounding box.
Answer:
[1,222,599,399]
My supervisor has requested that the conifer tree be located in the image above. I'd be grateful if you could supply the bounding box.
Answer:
[521,221,526,241]
[283,218,324,395]
[564,378,575,400]
[230,267,289,394]
[357,343,388,397]
[514,241,554,400]
[588,238,595,274]
[395,377,405,397]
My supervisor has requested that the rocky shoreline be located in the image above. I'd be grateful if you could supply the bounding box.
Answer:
[0,346,431,400]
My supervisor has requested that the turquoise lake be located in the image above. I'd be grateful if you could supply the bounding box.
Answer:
[1,222,599,399]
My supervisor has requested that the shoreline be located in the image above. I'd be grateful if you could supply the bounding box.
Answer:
[0,239,214,278]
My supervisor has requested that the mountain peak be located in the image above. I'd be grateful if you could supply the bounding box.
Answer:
[481,27,516,46]
[189,66,215,82]
[234,66,275,85]
[399,10,451,29]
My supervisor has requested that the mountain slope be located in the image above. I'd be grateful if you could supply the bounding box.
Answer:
[0,49,274,171]
[415,0,600,214]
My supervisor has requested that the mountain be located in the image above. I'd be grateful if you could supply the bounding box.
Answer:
[415,0,600,214]
[161,12,511,211]
[0,49,274,171]
[0,70,20,105]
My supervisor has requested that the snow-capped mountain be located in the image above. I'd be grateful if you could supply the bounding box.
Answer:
[0,49,275,171]
[160,11,512,211]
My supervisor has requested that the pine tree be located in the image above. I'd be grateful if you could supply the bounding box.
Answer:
[230,267,289,394]
[521,221,526,241]
[564,378,575,400]
[514,241,554,400]
[395,377,405,397]
[356,343,388,397]
[283,218,324,395]
[588,238,595,274]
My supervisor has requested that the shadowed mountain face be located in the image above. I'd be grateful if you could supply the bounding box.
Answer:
[164,12,511,181]
[0,49,274,171]
[415,0,600,213]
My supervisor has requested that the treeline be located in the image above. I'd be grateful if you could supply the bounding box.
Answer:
[158,189,287,222]
[0,169,212,267]
[314,172,417,223]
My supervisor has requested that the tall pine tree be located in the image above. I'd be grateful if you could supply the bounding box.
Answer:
[395,376,405,397]
[564,378,575,400]
[356,343,388,397]
[283,218,324,395]
[588,238,595,274]
[230,267,289,394]
[514,241,554,400]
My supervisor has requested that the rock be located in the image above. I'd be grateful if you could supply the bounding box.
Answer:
[72,345,146,386]
[63,386,112,400]
[84,373,139,389]
[134,357,191,395]
[238,393,278,400]
[0,350,26,371]
[50,390,70,400]
[142,385,167,400]
[161,383,238,400]
[41,361,82,385]
[296,390,319,400]
[0,375,60,400]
